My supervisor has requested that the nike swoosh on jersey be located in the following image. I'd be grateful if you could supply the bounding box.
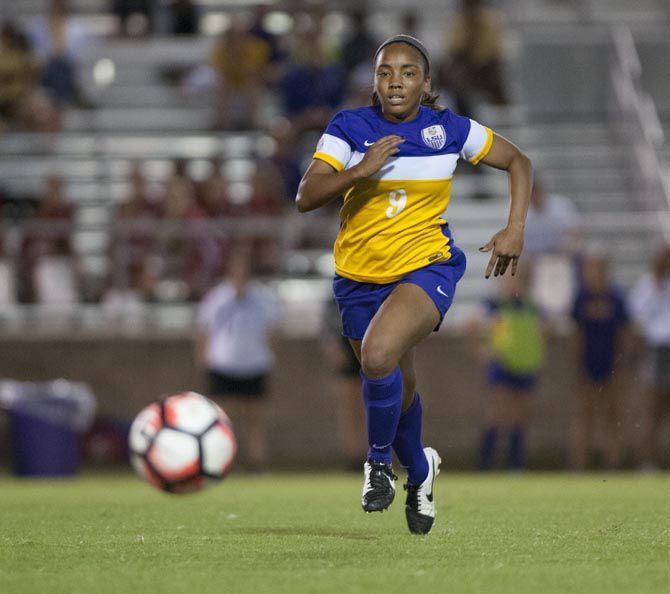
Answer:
[436,285,449,298]
[363,140,374,146]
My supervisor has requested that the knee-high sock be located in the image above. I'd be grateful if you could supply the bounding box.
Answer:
[361,366,403,464]
[507,425,525,470]
[392,393,429,485]
[478,427,498,470]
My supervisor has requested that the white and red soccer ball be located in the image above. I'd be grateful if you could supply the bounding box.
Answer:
[129,392,236,493]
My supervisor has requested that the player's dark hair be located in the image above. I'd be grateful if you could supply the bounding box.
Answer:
[371,35,441,111]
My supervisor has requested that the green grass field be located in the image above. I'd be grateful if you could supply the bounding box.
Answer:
[1,472,668,594]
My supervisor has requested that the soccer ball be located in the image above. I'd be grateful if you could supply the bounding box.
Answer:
[129,392,236,493]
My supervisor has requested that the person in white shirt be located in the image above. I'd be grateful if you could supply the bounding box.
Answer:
[196,246,279,470]
[523,178,579,256]
[629,243,670,470]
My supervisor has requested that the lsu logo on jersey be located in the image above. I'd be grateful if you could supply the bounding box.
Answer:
[421,125,447,150]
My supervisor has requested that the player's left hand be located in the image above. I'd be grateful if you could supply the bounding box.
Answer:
[479,225,524,278]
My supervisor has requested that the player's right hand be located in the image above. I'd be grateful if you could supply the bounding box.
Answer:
[353,135,404,178]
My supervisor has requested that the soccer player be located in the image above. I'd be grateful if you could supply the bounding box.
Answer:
[296,35,532,534]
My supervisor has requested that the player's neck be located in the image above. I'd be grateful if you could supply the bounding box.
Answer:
[380,105,421,124]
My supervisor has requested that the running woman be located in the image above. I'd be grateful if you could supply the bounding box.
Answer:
[296,35,532,534]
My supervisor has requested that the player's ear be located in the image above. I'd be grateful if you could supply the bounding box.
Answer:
[422,75,432,96]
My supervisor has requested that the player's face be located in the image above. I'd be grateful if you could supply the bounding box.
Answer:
[374,44,431,122]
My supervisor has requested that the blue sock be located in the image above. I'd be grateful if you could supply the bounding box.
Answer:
[508,425,525,470]
[361,366,403,464]
[478,427,498,470]
[393,393,429,485]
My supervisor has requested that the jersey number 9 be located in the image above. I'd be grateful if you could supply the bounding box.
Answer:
[386,189,407,219]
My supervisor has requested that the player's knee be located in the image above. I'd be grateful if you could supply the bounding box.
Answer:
[360,339,397,378]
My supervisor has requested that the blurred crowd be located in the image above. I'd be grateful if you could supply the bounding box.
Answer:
[0,0,510,307]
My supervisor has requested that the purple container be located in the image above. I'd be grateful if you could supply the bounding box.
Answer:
[10,406,80,476]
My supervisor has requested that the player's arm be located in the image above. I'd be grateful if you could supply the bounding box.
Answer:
[295,135,403,213]
[478,134,533,278]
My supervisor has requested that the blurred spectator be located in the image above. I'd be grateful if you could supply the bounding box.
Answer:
[279,32,346,131]
[341,9,377,73]
[248,4,284,67]
[32,175,74,257]
[25,176,77,303]
[162,158,197,219]
[474,265,544,470]
[29,0,90,107]
[169,0,198,36]
[157,158,218,299]
[321,297,364,469]
[629,243,670,471]
[245,158,288,274]
[524,178,579,256]
[101,265,146,329]
[111,162,158,294]
[400,11,420,38]
[210,21,271,130]
[0,22,59,132]
[111,0,155,36]
[196,246,280,470]
[198,155,234,217]
[266,121,303,202]
[440,0,507,118]
[570,251,631,470]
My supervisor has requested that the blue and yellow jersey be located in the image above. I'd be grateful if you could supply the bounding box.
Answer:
[313,105,494,283]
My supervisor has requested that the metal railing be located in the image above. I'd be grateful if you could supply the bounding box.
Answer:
[609,25,670,239]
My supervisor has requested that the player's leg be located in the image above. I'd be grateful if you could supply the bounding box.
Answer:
[360,282,438,467]
[360,283,442,528]
[392,348,430,485]
[350,283,439,513]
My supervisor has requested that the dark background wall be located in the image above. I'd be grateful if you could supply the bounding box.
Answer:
[0,333,658,469]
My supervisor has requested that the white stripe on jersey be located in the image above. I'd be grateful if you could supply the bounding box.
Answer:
[345,152,458,181]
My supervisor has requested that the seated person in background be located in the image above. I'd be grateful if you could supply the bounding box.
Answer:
[245,158,287,274]
[279,31,346,132]
[440,0,507,118]
[571,250,631,470]
[198,154,236,217]
[629,243,670,471]
[210,20,270,130]
[196,245,280,471]
[265,121,303,203]
[474,264,544,471]
[0,22,58,132]
[26,175,77,303]
[158,158,220,300]
[29,0,90,108]
[523,178,579,256]
[111,162,158,293]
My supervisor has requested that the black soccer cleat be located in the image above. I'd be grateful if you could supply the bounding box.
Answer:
[361,460,397,513]
[404,447,441,534]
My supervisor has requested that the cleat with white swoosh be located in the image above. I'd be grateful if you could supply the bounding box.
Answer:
[404,447,441,534]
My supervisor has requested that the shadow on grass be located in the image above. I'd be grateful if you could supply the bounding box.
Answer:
[232,526,378,541]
